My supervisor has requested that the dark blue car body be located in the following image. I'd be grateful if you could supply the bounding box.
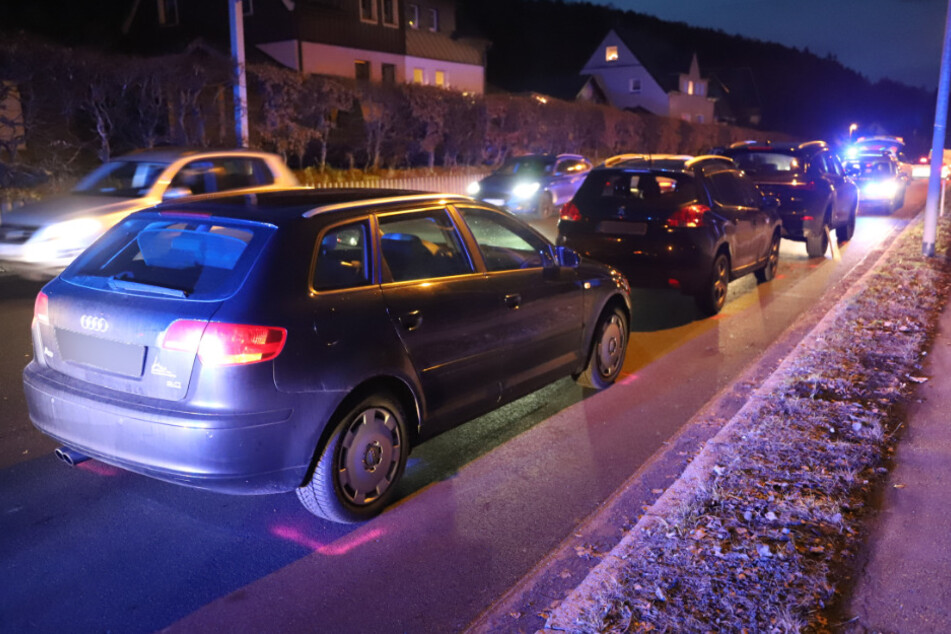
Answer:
[24,189,631,522]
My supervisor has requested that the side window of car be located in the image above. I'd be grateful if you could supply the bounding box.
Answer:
[170,160,216,195]
[215,158,274,191]
[733,171,763,207]
[378,209,473,283]
[706,170,747,207]
[313,222,372,291]
[457,206,552,271]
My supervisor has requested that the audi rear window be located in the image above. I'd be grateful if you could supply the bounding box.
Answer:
[62,214,275,300]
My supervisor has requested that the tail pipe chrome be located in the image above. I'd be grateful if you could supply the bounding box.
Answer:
[54,446,90,467]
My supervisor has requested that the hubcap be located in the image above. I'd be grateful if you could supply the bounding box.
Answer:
[713,258,728,307]
[338,407,402,506]
[598,314,625,378]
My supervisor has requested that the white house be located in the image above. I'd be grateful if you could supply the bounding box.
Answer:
[579,28,716,124]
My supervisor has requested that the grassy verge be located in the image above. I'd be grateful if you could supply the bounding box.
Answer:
[545,213,951,633]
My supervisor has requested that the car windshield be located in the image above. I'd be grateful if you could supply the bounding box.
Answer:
[574,170,698,213]
[73,160,169,198]
[494,157,555,177]
[855,160,895,177]
[729,151,802,178]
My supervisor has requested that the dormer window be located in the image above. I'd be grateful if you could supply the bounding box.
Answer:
[428,8,439,32]
[687,80,695,95]
[407,3,419,28]
[696,82,705,97]
[360,0,378,23]
[629,78,641,94]
[605,46,618,62]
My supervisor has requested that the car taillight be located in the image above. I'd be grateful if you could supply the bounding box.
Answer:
[161,319,287,366]
[560,202,582,222]
[33,291,49,326]
[668,204,710,228]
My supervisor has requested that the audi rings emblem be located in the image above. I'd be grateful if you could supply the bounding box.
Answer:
[80,315,109,333]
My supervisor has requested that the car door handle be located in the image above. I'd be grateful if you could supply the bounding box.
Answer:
[504,293,521,309]
[398,310,423,331]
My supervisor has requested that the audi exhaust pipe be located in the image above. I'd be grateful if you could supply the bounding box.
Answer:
[54,446,90,467]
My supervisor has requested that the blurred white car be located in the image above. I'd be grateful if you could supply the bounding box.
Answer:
[0,148,299,278]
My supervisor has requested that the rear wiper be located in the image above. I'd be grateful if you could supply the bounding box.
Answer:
[107,276,189,298]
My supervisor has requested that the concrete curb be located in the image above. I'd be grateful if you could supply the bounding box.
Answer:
[542,216,924,632]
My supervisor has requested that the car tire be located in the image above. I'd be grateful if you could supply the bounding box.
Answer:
[578,306,628,389]
[754,234,780,284]
[836,208,856,243]
[538,192,556,219]
[695,252,730,316]
[806,223,829,258]
[296,393,408,523]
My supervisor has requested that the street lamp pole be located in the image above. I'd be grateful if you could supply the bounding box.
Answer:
[229,0,249,148]
[923,0,951,256]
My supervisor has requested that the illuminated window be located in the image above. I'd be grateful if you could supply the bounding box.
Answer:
[355,60,370,81]
[428,8,438,32]
[629,78,641,94]
[407,3,419,28]
[158,0,179,26]
[687,80,694,95]
[360,0,378,23]
[413,68,424,84]
[605,46,618,62]
[435,70,446,87]
[382,0,398,26]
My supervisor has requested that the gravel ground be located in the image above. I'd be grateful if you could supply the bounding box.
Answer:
[543,213,951,634]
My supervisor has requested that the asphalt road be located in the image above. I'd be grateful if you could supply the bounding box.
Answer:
[0,183,925,633]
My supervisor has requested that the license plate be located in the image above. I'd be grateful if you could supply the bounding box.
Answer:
[597,220,647,235]
[56,329,147,378]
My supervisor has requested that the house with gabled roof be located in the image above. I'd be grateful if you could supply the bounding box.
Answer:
[579,28,716,124]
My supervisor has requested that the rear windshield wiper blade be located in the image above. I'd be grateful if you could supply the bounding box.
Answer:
[107,276,189,298]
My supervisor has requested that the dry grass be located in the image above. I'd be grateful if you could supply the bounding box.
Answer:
[552,215,951,633]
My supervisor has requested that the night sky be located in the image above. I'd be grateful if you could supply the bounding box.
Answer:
[586,0,947,90]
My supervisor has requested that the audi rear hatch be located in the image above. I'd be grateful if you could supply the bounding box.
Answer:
[32,212,276,402]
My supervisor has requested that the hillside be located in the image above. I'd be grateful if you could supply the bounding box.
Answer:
[457,0,935,153]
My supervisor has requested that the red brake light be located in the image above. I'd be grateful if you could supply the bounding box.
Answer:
[33,291,49,326]
[162,319,287,366]
[668,204,710,228]
[559,201,582,222]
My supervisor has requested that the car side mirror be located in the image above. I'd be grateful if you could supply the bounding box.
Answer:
[163,186,193,200]
[556,245,580,268]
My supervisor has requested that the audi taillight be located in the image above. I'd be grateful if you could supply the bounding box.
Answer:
[560,202,582,222]
[162,319,287,366]
[33,291,49,326]
[668,204,710,228]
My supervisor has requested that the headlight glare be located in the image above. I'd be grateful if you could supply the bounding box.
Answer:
[512,181,541,199]
[466,181,481,196]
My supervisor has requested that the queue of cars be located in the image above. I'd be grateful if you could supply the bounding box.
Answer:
[14,138,884,522]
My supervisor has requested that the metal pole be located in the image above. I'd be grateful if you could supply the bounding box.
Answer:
[923,0,951,255]
[229,0,249,148]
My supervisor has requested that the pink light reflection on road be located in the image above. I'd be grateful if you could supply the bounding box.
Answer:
[77,461,123,477]
[270,524,386,555]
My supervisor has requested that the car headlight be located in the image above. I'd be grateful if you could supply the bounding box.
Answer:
[512,181,540,199]
[466,181,481,196]
[863,179,898,199]
[25,218,105,261]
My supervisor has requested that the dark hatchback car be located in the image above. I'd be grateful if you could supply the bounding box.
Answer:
[557,155,782,316]
[468,153,592,218]
[23,190,631,523]
[720,141,859,258]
